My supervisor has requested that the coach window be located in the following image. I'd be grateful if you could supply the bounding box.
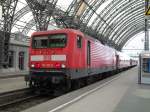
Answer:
[77,35,82,48]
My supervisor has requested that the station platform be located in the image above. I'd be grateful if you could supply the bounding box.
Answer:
[22,67,150,112]
[0,76,27,94]
[0,71,28,79]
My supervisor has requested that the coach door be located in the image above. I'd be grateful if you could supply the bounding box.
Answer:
[87,41,91,68]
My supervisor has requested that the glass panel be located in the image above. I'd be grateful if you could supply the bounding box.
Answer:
[142,58,150,73]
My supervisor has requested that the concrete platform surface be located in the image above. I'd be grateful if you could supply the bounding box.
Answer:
[0,77,27,93]
[22,67,149,112]
[0,71,29,79]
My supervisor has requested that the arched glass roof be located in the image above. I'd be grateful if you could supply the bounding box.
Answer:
[9,0,146,50]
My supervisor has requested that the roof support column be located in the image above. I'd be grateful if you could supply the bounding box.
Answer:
[0,0,18,68]
[25,0,58,31]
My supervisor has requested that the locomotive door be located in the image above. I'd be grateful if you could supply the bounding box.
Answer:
[87,41,91,73]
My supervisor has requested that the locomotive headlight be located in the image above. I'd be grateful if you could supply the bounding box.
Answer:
[61,64,66,68]
[31,64,35,68]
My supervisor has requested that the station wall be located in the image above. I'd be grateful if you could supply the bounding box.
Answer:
[1,39,29,73]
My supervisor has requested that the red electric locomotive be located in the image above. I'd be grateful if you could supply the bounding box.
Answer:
[26,29,136,91]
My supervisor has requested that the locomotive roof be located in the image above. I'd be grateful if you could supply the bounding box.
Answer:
[31,28,83,36]
[32,28,110,45]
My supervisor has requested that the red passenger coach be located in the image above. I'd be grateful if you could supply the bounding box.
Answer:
[26,29,136,91]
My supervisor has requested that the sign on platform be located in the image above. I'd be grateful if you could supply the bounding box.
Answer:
[145,6,150,15]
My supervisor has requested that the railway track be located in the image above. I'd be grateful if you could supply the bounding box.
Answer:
[0,88,54,112]
[0,88,34,108]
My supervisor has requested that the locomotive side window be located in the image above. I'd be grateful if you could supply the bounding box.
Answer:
[77,36,82,48]
[48,34,67,48]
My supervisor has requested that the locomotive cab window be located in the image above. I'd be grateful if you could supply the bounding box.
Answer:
[32,36,48,48]
[48,34,67,48]
[32,34,67,48]
[77,35,82,48]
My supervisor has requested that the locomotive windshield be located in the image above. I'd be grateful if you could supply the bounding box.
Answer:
[49,34,66,48]
[32,34,67,48]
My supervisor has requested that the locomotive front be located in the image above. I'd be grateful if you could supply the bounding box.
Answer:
[27,32,71,89]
